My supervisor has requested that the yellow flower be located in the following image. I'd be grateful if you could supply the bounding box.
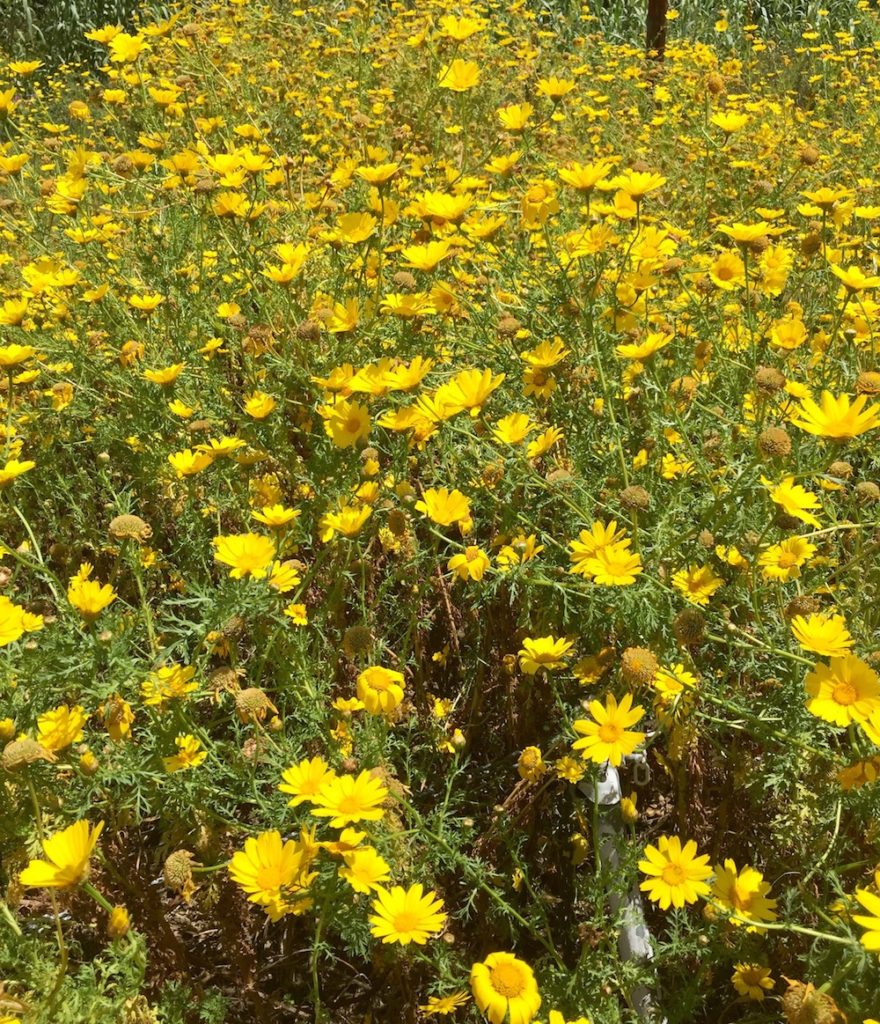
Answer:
[805,654,880,727]
[213,533,276,579]
[712,860,778,930]
[717,221,771,243]
[107,904,131,940]
[279,756,337,807]
[252,504,300,529]
[438,59,480,92]
[578,541,643,586]
[284,602,308,625]
[517,746,546,782]
[339,846,391,894]
[491,412,535,444]
[0,595,41,646]
[758,536,816,581]
[497,102,534,132]
[415,487,471,527]
[558,158,614,192]
[615,332,672,360]
[790,391,880,440]
[710,111,749,133]
[109,32,145,63]
[537,75,575,100]
[144,363,183,385]
[762,475,822,527]
[732,963,774,1001]
[369,883,447,944]
[441,368,505,417]
[141,663,198,707]
[671,564,723,606]
[419,991,471,1016]
[0,459,35,486]
[829,264,880,292]
[709,250,745,289]
[67,563,116,620]
[401,239,451,272]
[320,397,371,448]
[99,695,134,742]
[243,391,277,419]
[170,450,215,477]
[310,770,388,827]
[572,693,646,766]
[448,546,490,581]
[319,503,372,541]
[19,819,104,888]
[853,887,880,953]
[228,830,317,921]
[37,704,86,750]
[357,665,406,716]
[639,835,712,910]
[0,343,35,368]
[518,635,573,675]
[790,613,853,657]
[470,952,542,1024]
[163,734,207,772]
[605,169,666,199]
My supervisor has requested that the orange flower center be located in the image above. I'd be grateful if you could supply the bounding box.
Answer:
[336,793,363,814]
[661,862,687,886]
[392,911,419,934]
[489,962,527,999]
[598,722,623,744]
[832,681,858,706]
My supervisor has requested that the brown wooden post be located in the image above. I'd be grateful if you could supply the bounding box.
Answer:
[646,0,668,60]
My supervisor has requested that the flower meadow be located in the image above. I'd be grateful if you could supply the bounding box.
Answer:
[2,0,880,1021]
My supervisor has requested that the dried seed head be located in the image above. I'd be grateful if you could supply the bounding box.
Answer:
[296,319,321,342]
[784,595,821,620]
[758,426,792,459]
[781,979,844,1024]
[855,481,880,504]
[619,485,650,511]
[620,647,658,686]
[392,271,417,291]
[163,850,196,899]
[705,72,725,95]
[109,514,152,543]
[234,687,277,723]
[2,738,56,771]
[755,366,785,394]
[673,608,705,644]
[343,625,373,659]
[827,461,852,481]
[855,371,880,396]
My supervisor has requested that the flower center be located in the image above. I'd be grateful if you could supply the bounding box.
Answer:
[489,962,526,999]
[392,911,419,935]
[832,681,858,706]
[778,552,797,568]
[337,794,363,814]
[598,722,623,744]
[345,415,363,434]
[661,862,686,886]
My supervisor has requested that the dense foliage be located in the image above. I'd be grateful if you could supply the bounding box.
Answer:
[1,1,880,1023]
